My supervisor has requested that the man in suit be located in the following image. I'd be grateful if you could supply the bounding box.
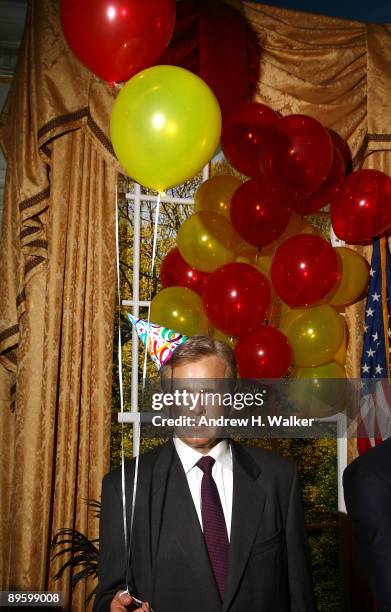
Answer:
[343,438,391,612]
[94,335,316,611]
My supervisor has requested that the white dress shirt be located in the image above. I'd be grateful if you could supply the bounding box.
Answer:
[173,436,233,540]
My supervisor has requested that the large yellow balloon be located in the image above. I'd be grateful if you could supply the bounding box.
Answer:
[178,211,239,273]
[150,287,208,337]
[280,305,345,367]
[290,361,346,417]
[195,175,242,220]
[328,247,370,307]
[236,248,272,277]
[262,213,319,256]
[110,66,222,192]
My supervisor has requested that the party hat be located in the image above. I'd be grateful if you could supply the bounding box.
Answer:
[128,314,188,370]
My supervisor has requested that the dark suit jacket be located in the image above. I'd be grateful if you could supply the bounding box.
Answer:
[93,440,316,611]
[343,437,391,612]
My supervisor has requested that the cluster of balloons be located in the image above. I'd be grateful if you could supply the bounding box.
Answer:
[272,241,369,415]
[149,100,372,391]
[149,171,290,378]
[216,102,373,406]
[60,4,379,415]
[221,102,349,214]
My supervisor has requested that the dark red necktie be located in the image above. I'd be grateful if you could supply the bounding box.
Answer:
[197,456,230,599]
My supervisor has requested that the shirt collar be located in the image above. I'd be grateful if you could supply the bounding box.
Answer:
[173,436,232,474]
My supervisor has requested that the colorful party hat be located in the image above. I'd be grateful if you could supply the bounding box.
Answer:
[128,314,188,370]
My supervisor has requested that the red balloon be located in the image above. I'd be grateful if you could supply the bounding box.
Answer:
[291,147,345,215]
[221,102,279,177]
[235,326,292,378]
[271,235,341,307]
[61,0,175,83]
[330,170,391,244]
[160,247,209,296]
[343,169,391,194]
[328,129,352,173]
[258,114,333,197]
[230,179,292,247]
[203,263,271,336]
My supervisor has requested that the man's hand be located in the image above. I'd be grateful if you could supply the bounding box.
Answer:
[110,591,151,611]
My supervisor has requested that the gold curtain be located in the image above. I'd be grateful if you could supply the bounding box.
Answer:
[1,0,391,608]
[244,2,391,461]
[0,0,119,608]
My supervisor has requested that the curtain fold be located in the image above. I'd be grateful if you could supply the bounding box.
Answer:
[0,0,117,608]
[43,129,116,607]
[0,128,116,605]
[243,2,368,152]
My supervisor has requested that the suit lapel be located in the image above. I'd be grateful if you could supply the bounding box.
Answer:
[132,441,174,601]
[150,440,221,608]
[223,442,266,612]
[150,441,175,563]
[166,451,222,606]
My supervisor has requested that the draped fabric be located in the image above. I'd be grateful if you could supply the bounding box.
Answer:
[1,0,391,609]
[159,0,260,116]
[0,1,118,608]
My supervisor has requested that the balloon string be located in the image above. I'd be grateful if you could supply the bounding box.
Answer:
[114,184,131,593]
[117,187,162,599]
[115,185,125,414]
[142,192,161,399]
[126,191,161,598]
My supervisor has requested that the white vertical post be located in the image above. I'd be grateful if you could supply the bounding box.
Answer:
[131,183,141,456]
[330,223,347,511]
[123,166,211,449]
[337,424,347,513]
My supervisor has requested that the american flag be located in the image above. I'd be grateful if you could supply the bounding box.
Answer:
[359,238,391,454]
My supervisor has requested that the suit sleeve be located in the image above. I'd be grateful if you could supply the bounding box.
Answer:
[343,460,391,611]
[285,465,317,612]
[93,474,133,612]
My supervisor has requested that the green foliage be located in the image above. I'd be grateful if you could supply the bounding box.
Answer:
[50,499,100,606]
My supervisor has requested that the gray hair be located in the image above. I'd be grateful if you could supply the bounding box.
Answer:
[160,334,237,380]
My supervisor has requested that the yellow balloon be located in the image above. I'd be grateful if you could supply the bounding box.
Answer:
[334,320,348,365]
[178,211,239,273]
[280,305,345,367]
[290,361,346,417]
[210,327,237,349]
[195,175,242,220]
[235,248,272,277]
[262,213,319,256]
[150,287,208,337]
[110,66,222,192]
[328,247,370,307]
[294,361,346,379]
